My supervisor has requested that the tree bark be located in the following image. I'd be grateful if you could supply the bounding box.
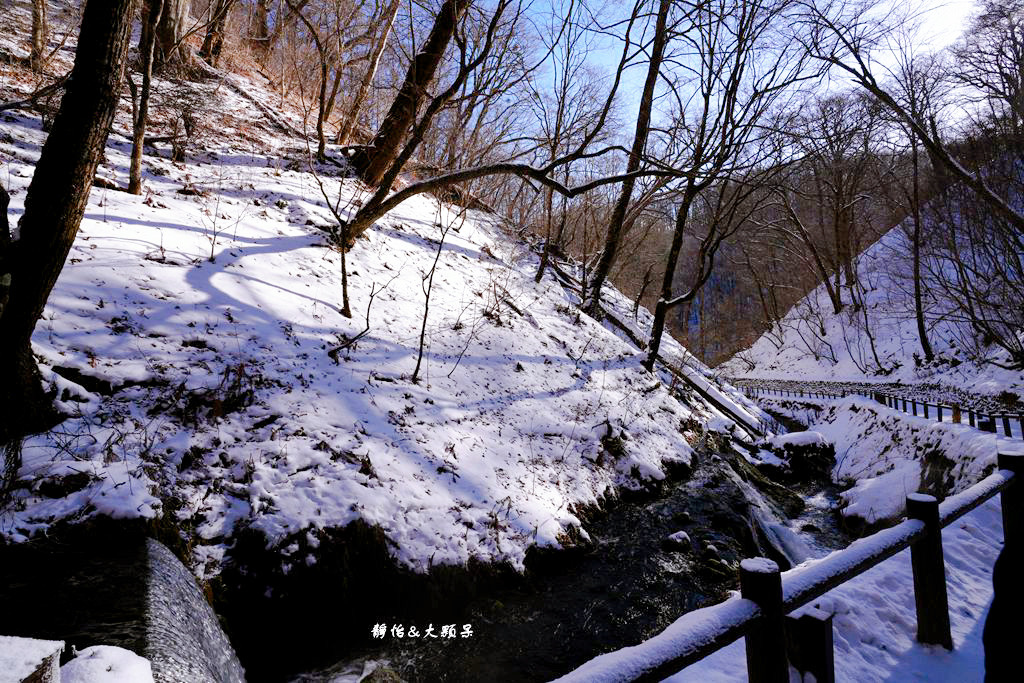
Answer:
[586,0,670,315]
[153,0,193,73]
[31,0,48,71]
[0,0,135,441]
[355,0,473,187]
[910,138,934,360]
[201,0,236,67]
[645,181,698,371]
[130,0,165,195]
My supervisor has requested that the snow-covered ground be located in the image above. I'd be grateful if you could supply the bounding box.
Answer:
[720,221,1024,399]
[0,31,764,577]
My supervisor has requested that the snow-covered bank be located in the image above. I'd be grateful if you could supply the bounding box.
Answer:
[0,79,759,577]
[764,396,1015,527]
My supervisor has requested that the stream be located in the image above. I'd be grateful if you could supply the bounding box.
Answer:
[283,427,851,682]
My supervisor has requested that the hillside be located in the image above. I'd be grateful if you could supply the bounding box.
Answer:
[720,215,1024,398]
[0,33,766,579]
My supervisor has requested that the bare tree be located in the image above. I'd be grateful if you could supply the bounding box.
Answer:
[31,0,48,71]
[0,0,136,441]
[129,0,165,195]
[200,0,238,66]
[586,0,671,316]
[335,0,402,145]
[643,0,812,370]
[796,0,1024,234]
[354,0,474,185]
[153,0,195,73]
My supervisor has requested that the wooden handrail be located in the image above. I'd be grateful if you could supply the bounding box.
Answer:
[557,455,1022,682]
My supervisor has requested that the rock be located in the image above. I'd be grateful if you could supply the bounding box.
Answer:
[702,543,721,560]
[698,558,732,581]
[673,510,692,525]
[0,635,63,683]
[661,531,692,552]
[364,665,404,682]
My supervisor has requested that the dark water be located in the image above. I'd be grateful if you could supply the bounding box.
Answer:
[292,441,851,682]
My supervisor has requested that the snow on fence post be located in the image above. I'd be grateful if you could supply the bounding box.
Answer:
[999,450,1023,548]
[906,493,953,649]
[740,558,788,683]
[784,608,835,683]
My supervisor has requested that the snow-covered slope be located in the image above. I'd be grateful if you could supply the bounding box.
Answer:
[720,224,1024,397]
[0,50,764,577]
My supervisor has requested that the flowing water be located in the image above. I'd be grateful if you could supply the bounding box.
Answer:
[287,434,850,682]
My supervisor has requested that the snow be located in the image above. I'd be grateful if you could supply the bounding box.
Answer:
[740,557,779,574]
[60,646,154,683]
[0,51,761,575]
[0,635,62,682]
[767,431,827,448]
[719,215,1024,398]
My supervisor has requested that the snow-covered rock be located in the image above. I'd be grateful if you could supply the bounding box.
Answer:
[61,646,154,683]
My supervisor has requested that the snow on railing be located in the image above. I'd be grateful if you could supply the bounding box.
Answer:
[741,385,1024,440]
[556,450,1024,683]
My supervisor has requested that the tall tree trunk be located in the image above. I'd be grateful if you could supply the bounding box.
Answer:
[30,0,48,71]
[586,0,670,316]
[355,0,472,187]
[0,0,135,441]
[645,181,698,371]
[910,137,934,361]
[154,0,193,73]
[130,0,165,195]
[337,0,401,146]
[201,0,236,67]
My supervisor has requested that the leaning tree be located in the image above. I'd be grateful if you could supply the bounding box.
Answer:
[0,0,136,442]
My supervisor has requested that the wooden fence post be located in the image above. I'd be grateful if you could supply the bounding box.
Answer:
[906,493,953,649]
[952,405,961,424]
[999,450,1023,547]
[784,608,835,683]
[937,405,943,422]
[924,403,929,419]
[912,400,918,416]
[1001,416,1012,438]
[969,410,976,428]
[741,558,788,683]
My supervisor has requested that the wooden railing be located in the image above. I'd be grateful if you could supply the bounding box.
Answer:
[555,450,1023,683]
[741,385,1024,440]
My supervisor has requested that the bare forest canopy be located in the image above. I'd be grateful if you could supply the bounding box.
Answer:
[3,0,1024,440]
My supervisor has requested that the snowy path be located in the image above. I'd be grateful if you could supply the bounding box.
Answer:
[730,379,1024,440]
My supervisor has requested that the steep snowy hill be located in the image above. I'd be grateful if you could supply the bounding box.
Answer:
[0,33,766,578]
[719,220,1024,398]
